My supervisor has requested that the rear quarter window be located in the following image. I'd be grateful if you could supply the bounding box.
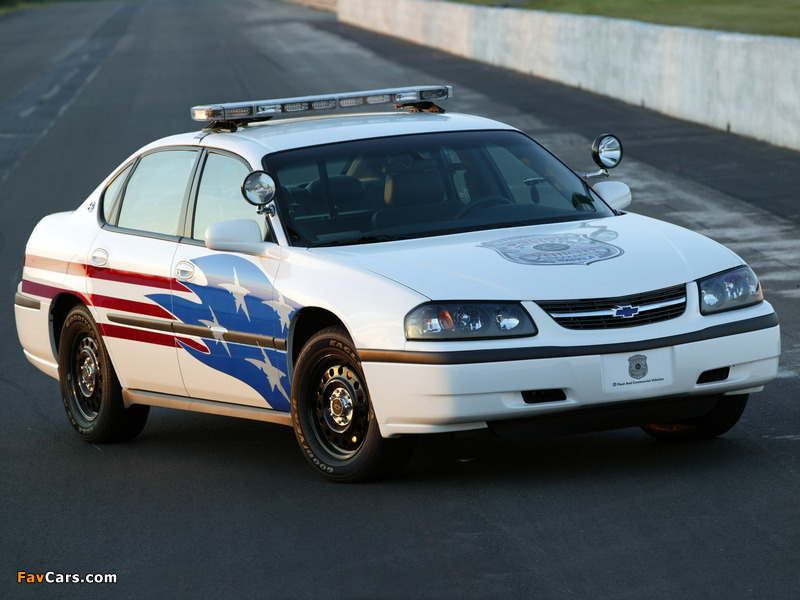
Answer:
[101,164,132,224]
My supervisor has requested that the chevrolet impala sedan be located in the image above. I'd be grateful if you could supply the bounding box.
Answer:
[14,86,780,481]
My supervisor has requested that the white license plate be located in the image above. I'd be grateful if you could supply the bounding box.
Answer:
[602,347,674,393]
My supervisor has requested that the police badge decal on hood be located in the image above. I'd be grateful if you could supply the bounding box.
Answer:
[479,224,624,266]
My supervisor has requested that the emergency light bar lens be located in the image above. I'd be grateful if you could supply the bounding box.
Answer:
[311,99,336,110]
[256,104,282,115]
[224,106,253,118]
[366,94,391,105]
[394,91,419,102]
[192,106,224,121]
[421,88,448,100]
[339,97,364,107]
[284,102,308,112]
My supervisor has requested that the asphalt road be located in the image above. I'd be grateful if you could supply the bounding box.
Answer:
[1,1,799,599]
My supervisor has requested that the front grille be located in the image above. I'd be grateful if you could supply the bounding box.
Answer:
[537,284,687,330]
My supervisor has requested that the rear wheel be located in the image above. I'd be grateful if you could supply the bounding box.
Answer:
[290,325,413,482]
[641,394,748,441]
[58,305,148,443]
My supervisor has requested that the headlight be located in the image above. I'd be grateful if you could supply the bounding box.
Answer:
[698,266,763,315]
[405,302,537,340]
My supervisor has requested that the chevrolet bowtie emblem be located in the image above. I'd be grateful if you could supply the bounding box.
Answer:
[613,305,640,318]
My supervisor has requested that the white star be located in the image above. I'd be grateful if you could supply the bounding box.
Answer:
[245,346,289,403]
[219,267,251,321]
[198,306,230,356]
[262,290,293,332]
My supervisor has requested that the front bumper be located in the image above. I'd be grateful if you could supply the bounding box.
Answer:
[362,318,780,438]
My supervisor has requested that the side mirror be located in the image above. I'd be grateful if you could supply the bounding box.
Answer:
[242,171,277,214]
[591,134,623,170]
[205,219,266,255]
[593,181,632,211]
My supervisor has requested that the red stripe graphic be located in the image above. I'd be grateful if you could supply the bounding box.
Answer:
[91,295,174,320]
[21,280,174,321]
[103,324,208,354]
[24,255,88,277]
[25,254,191,293]
[86,264,173,290]
[22,255,207,353]
[21,280,90,304]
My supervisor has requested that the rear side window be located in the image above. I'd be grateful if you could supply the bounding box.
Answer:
[116,149,198,236]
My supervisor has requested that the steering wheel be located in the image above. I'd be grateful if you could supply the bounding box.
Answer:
[455,195,514,219]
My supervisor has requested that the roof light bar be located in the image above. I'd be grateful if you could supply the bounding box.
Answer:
[190,85,453,123]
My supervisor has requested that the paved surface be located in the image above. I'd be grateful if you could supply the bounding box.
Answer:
[1,2,798,599]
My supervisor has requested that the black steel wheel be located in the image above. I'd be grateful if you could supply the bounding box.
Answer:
[291,325,413,482]
[58,305,148,443]
[641,394,748,441]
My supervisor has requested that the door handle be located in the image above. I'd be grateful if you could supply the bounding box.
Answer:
[175,261,195,280]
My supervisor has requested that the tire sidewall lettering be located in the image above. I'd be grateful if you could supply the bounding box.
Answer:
[327,339,357,362]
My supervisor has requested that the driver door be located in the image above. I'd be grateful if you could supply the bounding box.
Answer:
[169,151,292,412]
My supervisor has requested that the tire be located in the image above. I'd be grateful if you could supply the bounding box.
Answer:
[290,325,413,482]
[58,305,149,443]
[641,394,748,441]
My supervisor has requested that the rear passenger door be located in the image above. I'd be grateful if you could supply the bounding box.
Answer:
[90,147,200,397]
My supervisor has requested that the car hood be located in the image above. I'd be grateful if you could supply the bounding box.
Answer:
[309,214,743,301]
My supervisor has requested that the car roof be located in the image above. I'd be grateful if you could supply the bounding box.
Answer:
[220,110,516,151]
[142,111,518,164]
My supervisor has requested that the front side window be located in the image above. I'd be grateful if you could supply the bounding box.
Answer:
[263,130,613,247]
[192,152,262,240]
[116,149,198,236]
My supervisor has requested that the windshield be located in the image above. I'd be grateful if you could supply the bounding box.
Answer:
[263,130,614,247]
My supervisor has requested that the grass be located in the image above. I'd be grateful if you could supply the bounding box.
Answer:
[4,0,799,38]
[0,0,97,17]
[451,0,800,38]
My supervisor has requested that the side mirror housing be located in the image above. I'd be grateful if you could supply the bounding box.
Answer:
[593,181,632,211]
[205,219,266,255]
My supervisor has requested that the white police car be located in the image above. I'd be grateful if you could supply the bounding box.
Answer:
[14,86,780,481]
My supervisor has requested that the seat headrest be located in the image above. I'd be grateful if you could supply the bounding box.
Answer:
[306,175,366,212]
[384,168,445,207]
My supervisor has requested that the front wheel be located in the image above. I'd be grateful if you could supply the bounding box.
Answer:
[641,394,748,441]
[290,326,413,482]
[58,305,149,443]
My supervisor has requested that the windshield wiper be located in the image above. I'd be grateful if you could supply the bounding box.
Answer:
[309,234,411,248]
[488,221,538,230]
